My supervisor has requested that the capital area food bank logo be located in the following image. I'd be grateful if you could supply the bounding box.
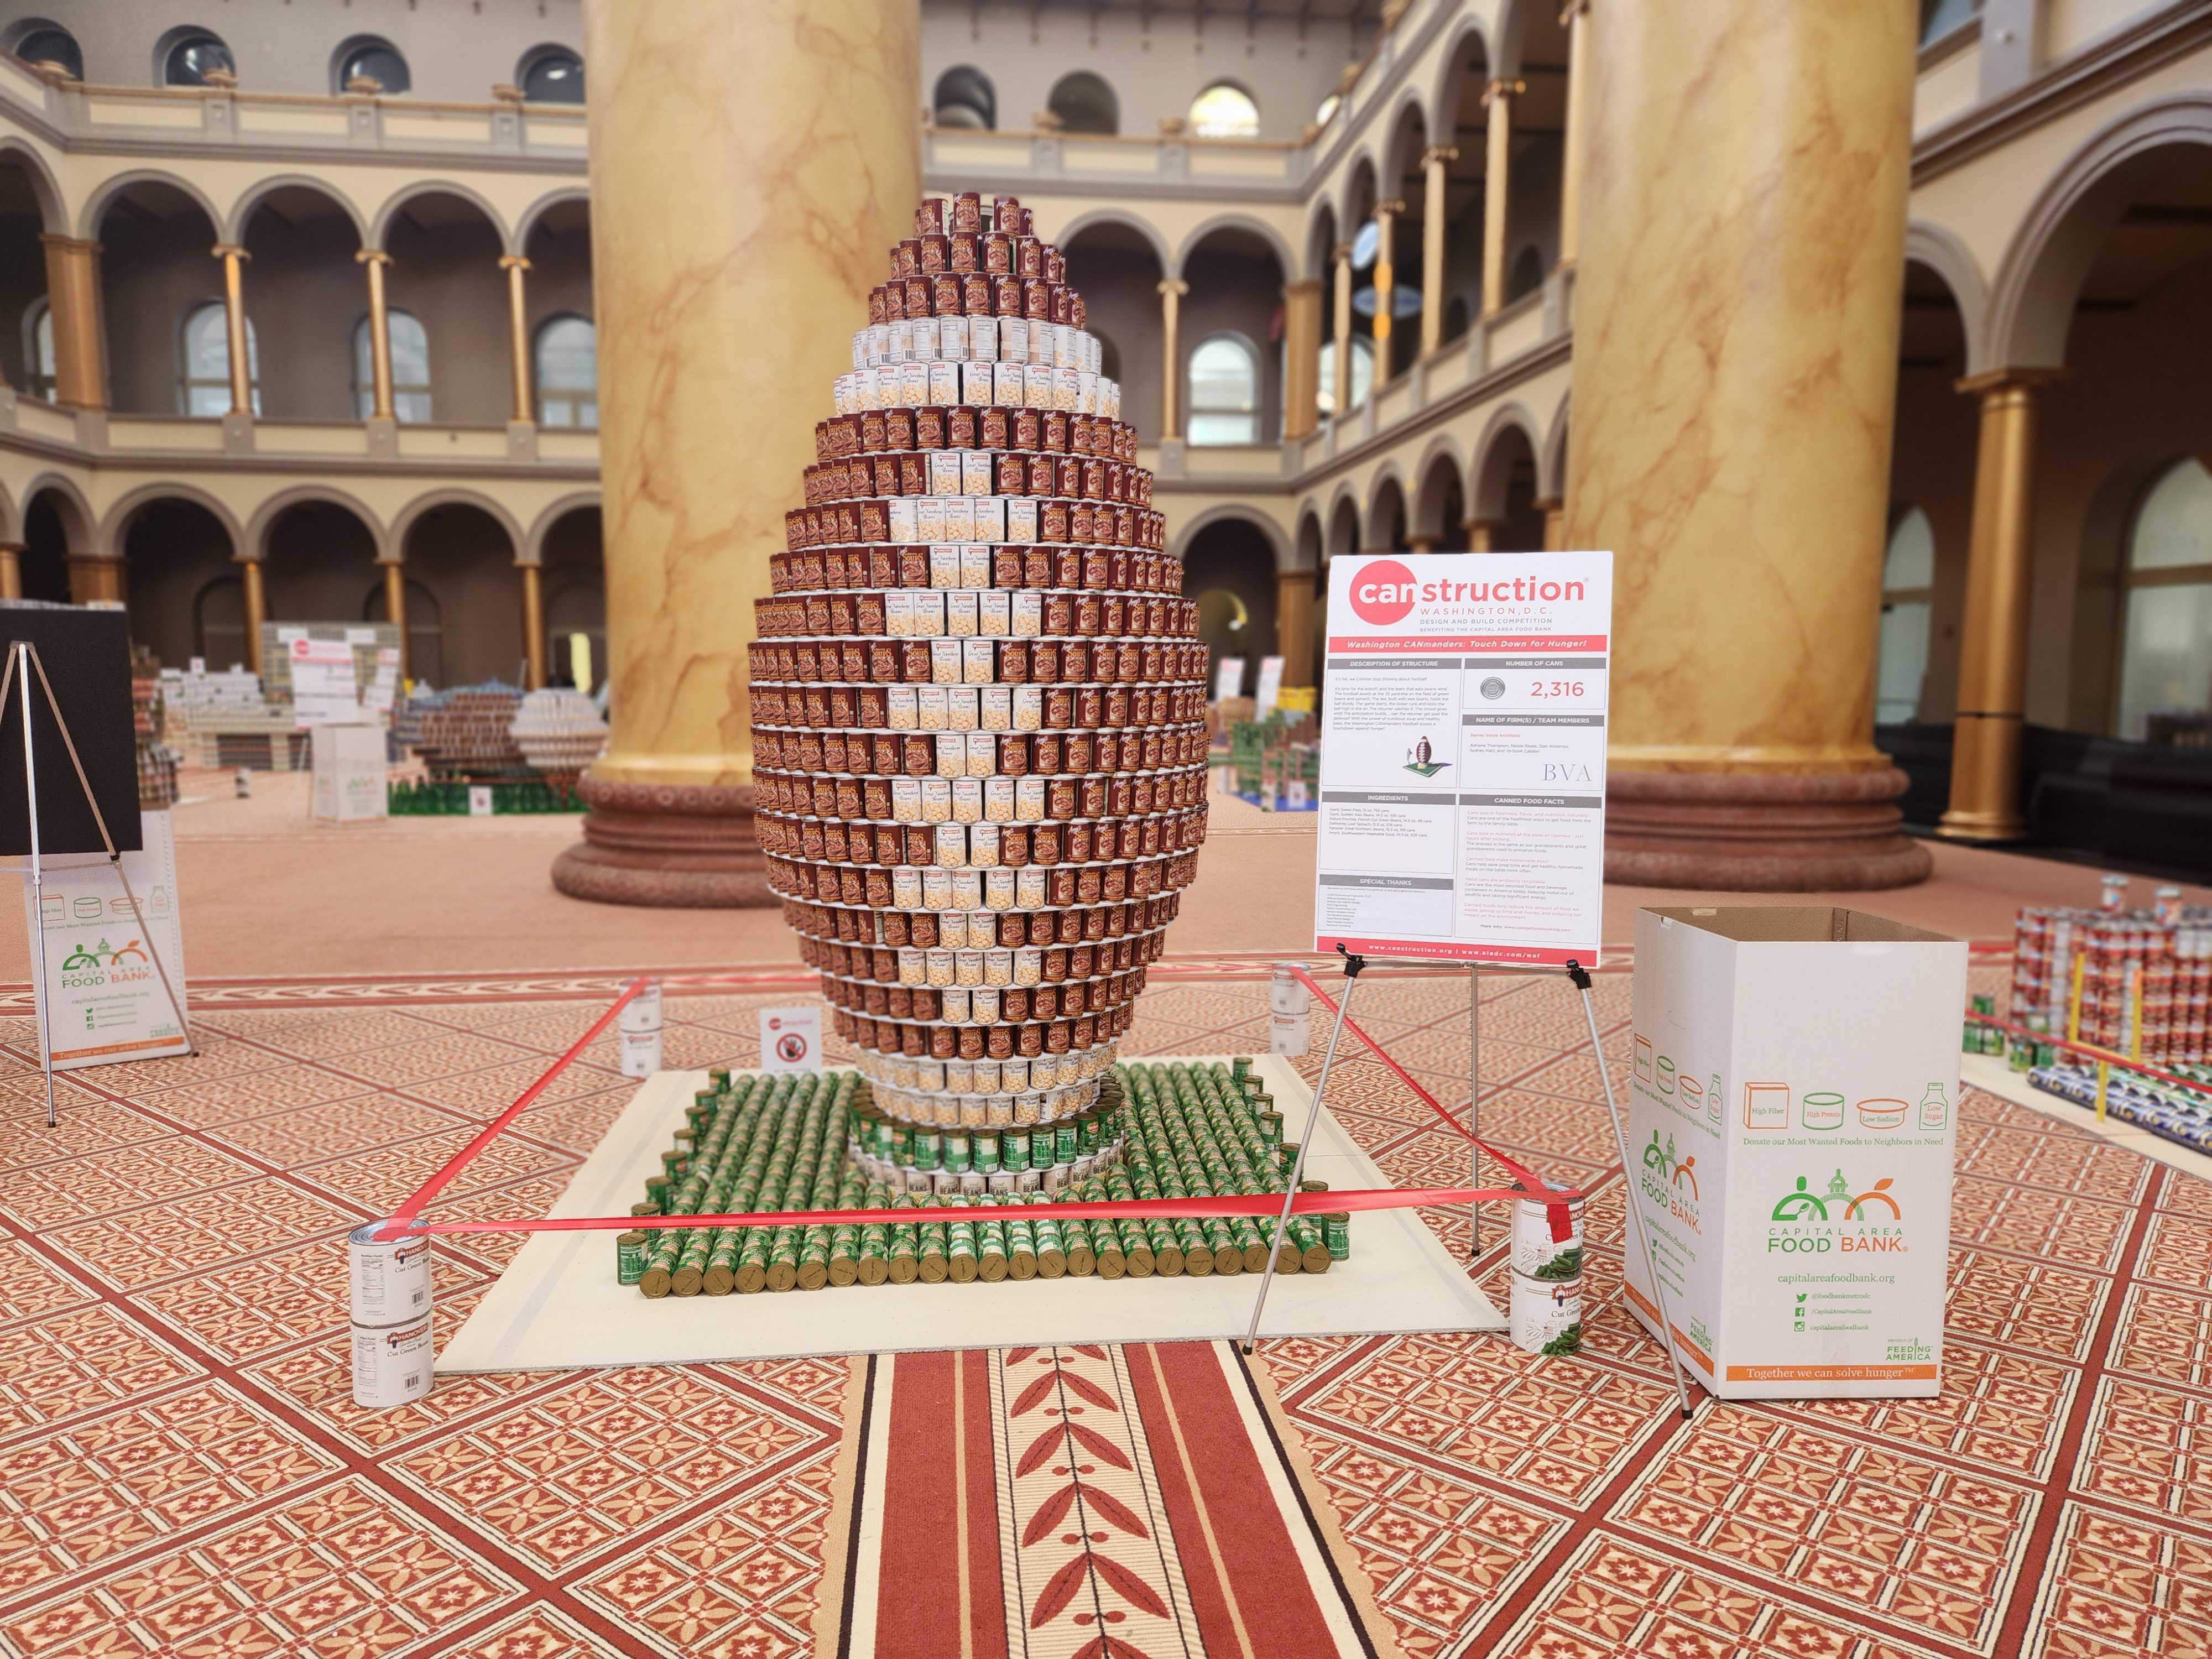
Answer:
[1637,1129,1701,1230]
[1768,1168,1906,1253]
[1348,558,1418,626]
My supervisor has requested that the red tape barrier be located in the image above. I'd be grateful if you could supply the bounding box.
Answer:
[1963,1010,2211,1098]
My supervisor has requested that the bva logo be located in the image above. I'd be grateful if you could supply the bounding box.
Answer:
[1349,558,1418,626]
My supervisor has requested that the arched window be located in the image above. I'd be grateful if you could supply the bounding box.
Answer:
[159,28,232,86]
[1190,82,1260,140]
[1188,334,1260,446]
[1314,337,1374,419]
[354,310,432,421]
[1508,245,1545,304]
[535,315,597,427]
[181,300,256,416]
[1048,72,1118,137]
[933,65,995,131]
[24,299,54,401]
[2116,458,2212,742]
[519,47,583,104]
[1920,0,1980,45]
[12,23,82,79]
[336,36,409,94]
[1875,508,1935,725]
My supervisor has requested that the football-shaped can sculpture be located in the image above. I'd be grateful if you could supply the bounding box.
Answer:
[749,192,1211,1192]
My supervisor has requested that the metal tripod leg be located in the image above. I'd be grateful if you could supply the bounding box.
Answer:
[12,645,58,1129]
[1241,953,1362,1354]
[1468,962,1480,1259]
[1569,961,1694,1419]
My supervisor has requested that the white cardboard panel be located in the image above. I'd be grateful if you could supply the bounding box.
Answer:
[437,1052,1503,1374]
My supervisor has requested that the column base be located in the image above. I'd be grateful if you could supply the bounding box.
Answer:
[550,775,776,908]
[1605,768,1933,891]
[1932,809,2026,844]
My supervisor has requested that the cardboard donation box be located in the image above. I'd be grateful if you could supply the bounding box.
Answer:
[1625,907,1968,1399]
[311,723,388,822]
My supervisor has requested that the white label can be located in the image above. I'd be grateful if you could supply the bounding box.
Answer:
[1269,964,1312,1017]
[351,1313,435,1408]
[1509,1269,1583,1356]
[348,1220,431,1326]
[1510,1194,1584,1279]
[619,978,663,1078]
[1268,1010,1309,1057]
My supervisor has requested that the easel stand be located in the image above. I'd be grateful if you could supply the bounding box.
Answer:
[4,640,195,1128]
[1239,946,1694,1421]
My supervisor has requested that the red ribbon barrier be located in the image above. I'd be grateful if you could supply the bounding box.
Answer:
[1963,1011,2211,1099]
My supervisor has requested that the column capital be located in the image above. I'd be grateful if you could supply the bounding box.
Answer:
[1375,198,1406,219]
[1422,144,1460,166]
[1332,243,1353,265]
[210,243,250,262]
[229,549,267,566]
[499,254,532,272]
[1532,495,1563,511]
[354,248,393,267]
[1282,278,1325,298]
[1156,279,1188,299]
[1954,366,2062,398]
[1483,77,1526,105]
[1559,0,1591,21]
[0,540,27,554]
[39,233,98,254]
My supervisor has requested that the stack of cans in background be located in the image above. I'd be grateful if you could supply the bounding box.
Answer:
[2007,893,2210,1063]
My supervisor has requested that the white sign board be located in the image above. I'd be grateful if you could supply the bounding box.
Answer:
[758,1005,822,1072]
[1211,656,1246,702]
[1314,551,1612,967]
[22,809,189,1070]
[467,785,494,817]
[1254,655,1285,719]
[288,637,360,727]
[311,723,388,822]
[361,648,400,716]
[1625,907,1965,1399]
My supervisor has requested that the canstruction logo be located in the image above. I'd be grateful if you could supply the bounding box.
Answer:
[1638,1129,1702,1232]
[1349,557,1589,627]
[1768,1167,1906,1254]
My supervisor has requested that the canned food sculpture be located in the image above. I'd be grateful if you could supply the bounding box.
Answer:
[749,191,1208,1184]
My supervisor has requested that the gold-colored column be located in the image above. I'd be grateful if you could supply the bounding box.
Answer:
[1282,278,1323,440]
[1331,242,1353,414]
[1463,518,1500,553]
[500,254,534,423]
[356,250,394,420]
[212,243,252,413]
[38,234,105,409]
[555,0,919,907]
[1407,534,1438,554]
[1157,278,1188,441]
[1939,371,2054,842]
[1420,146,1456,356]
[1276,570,1316,688]
[1536,498,1564,551]
[1566,0,1927,889]
[0,542,20,599]
[1480,79,1522,318]
[1558,0,1592,268]
[1370,200,1400,381]
[520,562,546,689]
[237,557,267,677]
[67,556,123,606]
[381,561,408,680]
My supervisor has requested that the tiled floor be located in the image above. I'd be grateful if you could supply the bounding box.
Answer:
[0,959,2203,1657]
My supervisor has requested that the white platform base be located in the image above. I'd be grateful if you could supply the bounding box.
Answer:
[1963,1052,2212,1184]
[436,1052,1504,1374]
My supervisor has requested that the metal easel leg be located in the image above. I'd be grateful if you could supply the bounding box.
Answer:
[1241,951,1363,1354]
[13,645,58,1129]
[1568,959,1694,1420]
[24,646,194,1057]
[1468,962,1481,1260]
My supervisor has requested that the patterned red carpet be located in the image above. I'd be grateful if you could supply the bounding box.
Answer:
[0,961,2202,1658]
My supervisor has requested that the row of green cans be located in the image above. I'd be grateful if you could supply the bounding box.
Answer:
[845,1096,1116,1174]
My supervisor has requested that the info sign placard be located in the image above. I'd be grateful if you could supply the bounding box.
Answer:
[1313,551,1613,967]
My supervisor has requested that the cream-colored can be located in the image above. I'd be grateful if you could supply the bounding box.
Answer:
[1510,1194,1585,1280]
[351,1313,435,1408]
[1508,1270,1583,1357]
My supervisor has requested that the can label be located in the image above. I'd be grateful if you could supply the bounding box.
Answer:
[1510,1195,1584,1280]
[348,1221,431,1326]
[1508,1270,1583,1357]
[351,1314,434,1408]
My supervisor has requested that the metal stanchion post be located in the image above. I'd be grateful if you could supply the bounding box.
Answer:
[1568,959,1694,1420]
[15,645,57,1130]
[1241,950,1363,1354]
[1467,962,1480,1259]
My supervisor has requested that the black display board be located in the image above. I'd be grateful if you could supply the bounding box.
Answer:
[0,606,142,855]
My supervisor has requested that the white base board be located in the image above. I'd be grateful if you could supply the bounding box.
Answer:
[1963,1052,2212,1184]
[437,1052,1503,1373]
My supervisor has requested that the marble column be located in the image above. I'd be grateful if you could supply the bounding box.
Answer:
[39,234,103,409]
[237,556,267,676]
[1480,80,1520,319]
[500,254,534,424]
[1420,146,1455,356]
[1370,201,1400,382]
[1282,278,1323,440]
[356,251,395,420]
[1567,0,1927,890]
[554,0,920,906]
[1557,0,1592,268]
[519,562,546,690]
[380,559,408,679]
[1157,278,1188,441]
[0,541,20,599]
[1331,242,1353,414]
[1938,370,2053,842]
[213,244,252,413]
[1276,570,1316,687]
[1463,517,1500,553]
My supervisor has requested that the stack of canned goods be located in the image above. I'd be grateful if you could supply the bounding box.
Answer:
[348,1219,434,1406]
[1507,1191,1585,1357]
[753,191,1208,1186]
[2028,1061,2212,1153]
[618,1057,1345,1294]
[2008,900,2211,1063]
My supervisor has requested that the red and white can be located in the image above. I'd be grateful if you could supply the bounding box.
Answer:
[350,1314,435,1408]
[620,978,664,1078]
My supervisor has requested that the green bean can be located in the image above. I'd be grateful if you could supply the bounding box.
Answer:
[617,1229,649,1286]
[1322,1212,1351,1261]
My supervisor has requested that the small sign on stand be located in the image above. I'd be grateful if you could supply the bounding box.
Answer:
[1211,655,1246,702]
[758,1006,821,1072]
[23,807,190,1070]
[311,724,388,822]
[1254,654,1285,719]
